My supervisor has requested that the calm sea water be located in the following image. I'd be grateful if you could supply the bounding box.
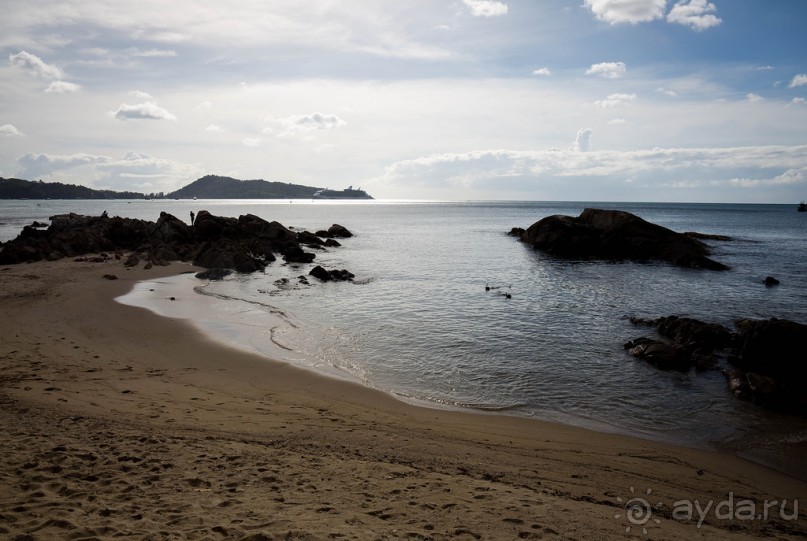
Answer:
[3,199,806,477]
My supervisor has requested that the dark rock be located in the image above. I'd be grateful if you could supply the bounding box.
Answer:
[30,221,49,228]
[317,224,353,238]
[195,268,232,280]
[517,208,728,270]
[746,372,779,398]
[297,231,325,246]
[309,265,355,282]
[632,314,807,414]
[507,227,525,237]
[624,337,691,371]
[282,245,315,263]
[683,231,733,241]
[763,276,780,286]
[102,274,118,280]
[124,253,140,267]
[154,212,193,245]
[324,238,341,248]
[733,318,807,382]
[309,265,331,281]
[0,209,342,275]
[724,368,749,398]
[652,316,733,351]
[628,316,732,370]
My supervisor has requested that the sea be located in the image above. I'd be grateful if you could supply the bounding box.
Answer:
[2,199,806,479]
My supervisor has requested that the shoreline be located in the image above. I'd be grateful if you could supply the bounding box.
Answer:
[116,267,807,480]
[1,257,805,539]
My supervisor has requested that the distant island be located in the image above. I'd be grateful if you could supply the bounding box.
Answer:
[0,175,373,200]
[0,177,147,200]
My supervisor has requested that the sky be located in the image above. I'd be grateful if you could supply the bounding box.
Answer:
[1,0,806,202]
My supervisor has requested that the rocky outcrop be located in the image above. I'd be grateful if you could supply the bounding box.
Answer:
[627,315,807,414]
[515,208,729,270]
[0,211,349,276]
[309,265,355,282]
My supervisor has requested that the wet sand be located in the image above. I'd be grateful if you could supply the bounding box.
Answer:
[0,257,804,540]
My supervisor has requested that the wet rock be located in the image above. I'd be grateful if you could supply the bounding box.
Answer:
[763,276,780,286]
[316,224,353,238]
[624,337,691,371]
[515,208,728,270]
[309,265,354,282]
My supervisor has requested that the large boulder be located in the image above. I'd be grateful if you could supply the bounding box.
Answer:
[518,208,728,270]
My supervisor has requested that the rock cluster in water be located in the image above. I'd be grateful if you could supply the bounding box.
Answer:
[0,211,354,278]
[511,208,729,270]
[626,316,807,415]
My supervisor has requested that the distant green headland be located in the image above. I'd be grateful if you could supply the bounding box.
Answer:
[0,175,373,200]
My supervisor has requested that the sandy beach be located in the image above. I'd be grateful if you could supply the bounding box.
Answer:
[0,256,804,540]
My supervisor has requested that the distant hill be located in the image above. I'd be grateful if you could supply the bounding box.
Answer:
[0,177,148,199]
[167,175,318,199]
[0,175,373,200]
[166,175,372,200]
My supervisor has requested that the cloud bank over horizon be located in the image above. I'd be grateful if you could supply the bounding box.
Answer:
[1,0,805,202]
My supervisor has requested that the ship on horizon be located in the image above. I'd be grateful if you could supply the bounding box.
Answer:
[312,186,373,200]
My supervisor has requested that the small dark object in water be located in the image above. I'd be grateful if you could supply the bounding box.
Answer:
[169,296,176,301]
[763,276,780,286]
[102,274,118,280]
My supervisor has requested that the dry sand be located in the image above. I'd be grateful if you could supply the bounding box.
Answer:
[0,256,804,540]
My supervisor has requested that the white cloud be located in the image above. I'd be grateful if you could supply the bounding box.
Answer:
[584,0,666,24]
[789,97,806,107]
[194,100,212,113]
[110,102,177,121]
[667,0,722,31]
[0,124,25,137]
[789,74,807,88]
[656,87,678,97]
[609,118,627,125]
[126,48,177,58]
[291,112,346,131]
[463,0,508,17]
[91,152,202,192]
[205,124,223,132]
[378,144,807,195]
[746,93,764,103]
[8,51,64,79]
[16,152,111,177]
[594,93,637,108]
[265,112,347,138]
[571,128,593,152]
[130,90,153,100]
[532,67,551,76]
[45,81,81,93]
[586,61,627,79]
[14,151,200,191]
[243,138,262,147]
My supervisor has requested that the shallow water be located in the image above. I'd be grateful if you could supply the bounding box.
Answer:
[4,199,807,478]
